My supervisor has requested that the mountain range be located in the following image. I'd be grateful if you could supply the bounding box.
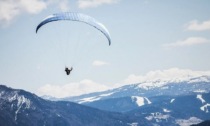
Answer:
[59,75,210,105]
[55,75,210,126]
[1,75,210,126]
[0,85,141,126]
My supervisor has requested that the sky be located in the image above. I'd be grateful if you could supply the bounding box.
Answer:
[0,0,210,98]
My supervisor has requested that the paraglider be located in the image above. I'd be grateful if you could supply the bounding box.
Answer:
[65,67,73,75]
[36,12,111,76]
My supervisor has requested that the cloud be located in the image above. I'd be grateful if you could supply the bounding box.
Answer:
[36,79,109,98]
[185,19,210,31]
[123,68,210,84]
[0,0,71,25]
[0,0,47,24]
[59,0,70,12]
[92,60,109,66]
[36,68,210,98]
[18,0,47,14]
[163,37,209,48]
[0,0,120,25]
[78,0,119,9]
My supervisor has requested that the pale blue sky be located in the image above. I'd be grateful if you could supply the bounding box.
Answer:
[0,0,210,97]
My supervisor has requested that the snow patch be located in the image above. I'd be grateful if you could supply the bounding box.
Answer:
[138,81,168,90]
[170,99,175,103]
[188,76,210,83]
[8,93,18,102]
[145,116,153,121]
[7,93,31,109]
[194,89,208,93]
[78,96,101,104]
[0,90,5,97]
[176,117,202,126]
[13,94,31,121]
[200,103,210,113]
[145,112,170,122]
[99,92,114,97]
[128,122,138,126]
[56,113,61,117]
[163,108,171,113]
[18,96,31,109]
[196,94,206,104]
[78,92,115,104]
[161,86,169,90]
[131,96,144,106]
[131,96,152,106]
[144,97,152,104]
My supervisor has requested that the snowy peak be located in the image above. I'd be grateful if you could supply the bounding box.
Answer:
[0,85,32,108]
[39,69,210,103]
[0,85,37,121]
[1,90,31,108]
[125,68,210,84]
[136,75,210,90]
[61,75,210,104]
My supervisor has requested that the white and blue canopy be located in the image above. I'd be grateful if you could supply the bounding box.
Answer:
[36,12,111,46]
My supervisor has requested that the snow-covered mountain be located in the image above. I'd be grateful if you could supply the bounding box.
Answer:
[61,75,210,104]
[54,75,210,126]
[1,82,210,126]
[0,85,141,126]
[2,71,210,126]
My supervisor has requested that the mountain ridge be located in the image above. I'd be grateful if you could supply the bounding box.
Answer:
[57,75,210,104]
[0,85,138,126]
[1,82,210,126]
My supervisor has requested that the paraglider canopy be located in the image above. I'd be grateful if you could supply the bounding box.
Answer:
[36,12,111,46]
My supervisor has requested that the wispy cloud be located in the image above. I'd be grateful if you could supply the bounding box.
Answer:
[163,37,209,48]
[92,60,109,66]
[78,0,119,9]
[185,19,210,31]
[0,0,47,25]
[0,0,71,25]
[36,79,109,98]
